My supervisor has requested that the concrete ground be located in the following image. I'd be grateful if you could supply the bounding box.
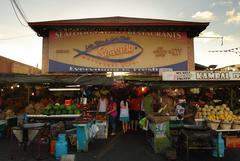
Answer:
[0,130,239,161]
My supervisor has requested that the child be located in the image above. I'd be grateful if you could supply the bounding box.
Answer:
[119,99,129,134]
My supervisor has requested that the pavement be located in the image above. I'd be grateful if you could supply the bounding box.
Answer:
[0,130,239,161]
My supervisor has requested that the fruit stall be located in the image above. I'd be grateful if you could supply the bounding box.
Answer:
[159,71,240,160]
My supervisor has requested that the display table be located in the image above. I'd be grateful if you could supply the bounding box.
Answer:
[146,114,172,153]
[27,114,81,118]
[12,123,46,151]
[179,128,214,161]
[0,120,7,137]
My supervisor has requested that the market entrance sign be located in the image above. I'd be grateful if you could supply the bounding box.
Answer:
[48,31,188,72]
[162,71,240,81]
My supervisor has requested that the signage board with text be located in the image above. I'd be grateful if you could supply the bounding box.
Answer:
[48,30,189,72]
[162,71,240,81]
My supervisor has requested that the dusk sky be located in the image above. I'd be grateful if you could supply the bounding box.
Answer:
[0,0,240,69]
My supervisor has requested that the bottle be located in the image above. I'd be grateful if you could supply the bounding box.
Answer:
[217,132,225,157]
[55,134,68,160]
[212,132,225,157]
[23,113,28,124]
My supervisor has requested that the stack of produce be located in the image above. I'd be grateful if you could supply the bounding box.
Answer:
[42,103,81,115]
[4,109,16,119]
[195,104,239,121]
[195,104,240,130]
[25,102,45,115]
[96,114,107,121]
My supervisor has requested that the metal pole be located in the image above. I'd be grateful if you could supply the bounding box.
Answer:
[27,86,30,105]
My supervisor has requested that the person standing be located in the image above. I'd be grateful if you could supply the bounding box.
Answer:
[97,94,108,113]
[119,98,130,134]
[129,95,141,131]
[107,96,118,136]
[152,91,161,112]
[143,91,153,115]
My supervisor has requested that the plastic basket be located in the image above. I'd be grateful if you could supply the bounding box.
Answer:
[232,121,240,129]
[220,121,232,130]
[207,120,220,130]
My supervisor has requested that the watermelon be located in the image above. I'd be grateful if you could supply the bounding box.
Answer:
[74,109,81,115]
[61,109,67,114]
[55,109,61,115]
[46,105,52,110]
[53,105,59,110]
[71,104,77,110]
[49,109,55,115]
[66,106,72,111]
[59,104,65,110]
[42,109,49,115]
[68,110,74,114]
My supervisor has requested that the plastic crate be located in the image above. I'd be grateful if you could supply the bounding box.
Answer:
[95,122,108,139]
[225,136,240,148]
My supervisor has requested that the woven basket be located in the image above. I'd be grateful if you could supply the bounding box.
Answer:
[207,120,220,130]
[232,121,240,129]
[220,121,232,130]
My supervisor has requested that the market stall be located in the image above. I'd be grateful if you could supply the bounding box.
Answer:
[156,71,240,160]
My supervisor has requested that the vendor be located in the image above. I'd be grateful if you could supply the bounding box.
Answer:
[97,94,108,113]
[175,95,197,124]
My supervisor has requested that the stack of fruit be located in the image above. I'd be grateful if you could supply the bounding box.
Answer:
[195,104,240,130]
[42,103,81,115]
[196,104,235,121]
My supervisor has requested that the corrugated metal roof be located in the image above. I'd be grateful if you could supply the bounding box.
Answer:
[28,16,209,38]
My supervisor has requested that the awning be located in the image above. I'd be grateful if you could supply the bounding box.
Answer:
[0,73,113,86]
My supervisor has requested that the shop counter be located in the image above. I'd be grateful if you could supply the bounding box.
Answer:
[146,114,171,153]
[0,120,7,137]
[27,114,81,118]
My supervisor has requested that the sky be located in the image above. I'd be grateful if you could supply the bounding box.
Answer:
[0,0,240,69]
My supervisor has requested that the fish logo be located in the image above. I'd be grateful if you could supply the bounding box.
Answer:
[73,39,143,62]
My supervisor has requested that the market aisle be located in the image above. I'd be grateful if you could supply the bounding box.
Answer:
[75,131,167,161]
[1,132,240,161]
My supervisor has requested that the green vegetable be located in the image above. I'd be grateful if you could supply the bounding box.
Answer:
[55,110,61,115]
[49,109,55,115]
[61,109,67,114]
[74,109,81,114]
[68,110,74,114]
[71,104,77,110]
[66,106,72,111]
[59,105,65,110]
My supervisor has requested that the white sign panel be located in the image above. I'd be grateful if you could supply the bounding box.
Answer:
[162,71,240,81]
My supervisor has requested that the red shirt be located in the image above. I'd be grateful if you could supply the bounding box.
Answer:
[130,98,141,111]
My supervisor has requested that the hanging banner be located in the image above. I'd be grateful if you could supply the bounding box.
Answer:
[162,71,240,81]
[48,31,188,72]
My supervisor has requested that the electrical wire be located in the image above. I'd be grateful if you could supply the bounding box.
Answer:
[12,0,28,23]
[10,0,28,27]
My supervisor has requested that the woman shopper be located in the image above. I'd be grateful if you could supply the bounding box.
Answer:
[119,98,130,134]
[107,96,118,136]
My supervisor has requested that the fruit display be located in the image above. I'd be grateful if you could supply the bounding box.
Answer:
[195,104,240,121]
[96,114,107,121]
[4,109,16,119]
[42,103,81,115]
